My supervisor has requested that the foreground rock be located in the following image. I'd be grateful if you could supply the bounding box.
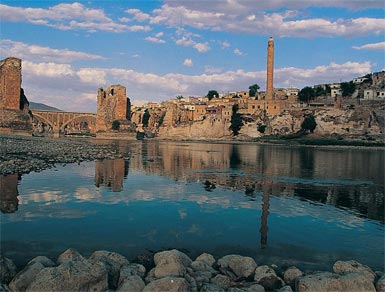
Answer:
[296,271,376,292]
[217,254,257,278]
[3,248,383,292]
[0,256,17,284]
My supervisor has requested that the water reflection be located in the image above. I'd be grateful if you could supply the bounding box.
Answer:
[0,174,20,213]
[95,159,129,192]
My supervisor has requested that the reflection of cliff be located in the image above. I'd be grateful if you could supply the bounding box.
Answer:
[95,159,128,192]
[0,174,20,213]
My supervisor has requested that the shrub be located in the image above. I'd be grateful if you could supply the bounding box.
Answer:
[112,120,120,130]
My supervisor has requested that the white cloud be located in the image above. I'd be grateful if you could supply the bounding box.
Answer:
[204,66,223,74]
[155,32,164,38]
[174,30,210,52]
[233,48,244,56]
[353,42,385,51]
[21,60,372,112]
[183,58,193,66]
[145,36,166,44]
[0,39,105,62]
[125,8,150,22]
[147,4,385,37]
[0,3,151,33]
[221,41,230,49]
[131,54,140,58]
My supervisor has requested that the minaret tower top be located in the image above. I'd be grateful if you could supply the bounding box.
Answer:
[266,37,274,100]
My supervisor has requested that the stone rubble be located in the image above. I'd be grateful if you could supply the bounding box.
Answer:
[1,249,383,292]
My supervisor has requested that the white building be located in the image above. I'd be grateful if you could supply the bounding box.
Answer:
[331,88,342,98]
[353,77,368,84]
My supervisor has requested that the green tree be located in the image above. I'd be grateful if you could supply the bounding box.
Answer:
[207,90,219,101]
[111,120,120,130]
[340,81,355,97]
[229,104,243,136]
[142,109,150,127]
[299,86,315,102]
[176,95,183,100]
[301,115,317,133]
[248,84,260,97]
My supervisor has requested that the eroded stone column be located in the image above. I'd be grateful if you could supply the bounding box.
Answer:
[266,37,274,100]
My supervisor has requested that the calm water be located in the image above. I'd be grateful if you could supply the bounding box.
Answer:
[1,141,384,271]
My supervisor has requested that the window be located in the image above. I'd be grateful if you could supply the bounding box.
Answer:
[252,105,255,109]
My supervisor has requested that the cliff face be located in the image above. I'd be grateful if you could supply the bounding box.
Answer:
[158,116,232,139]
[240,106,384,138]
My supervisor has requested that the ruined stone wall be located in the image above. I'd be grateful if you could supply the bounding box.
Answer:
[96,85,131,132]
[0,57,22,110]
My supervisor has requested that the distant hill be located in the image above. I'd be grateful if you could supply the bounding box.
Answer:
[29,102,62,111]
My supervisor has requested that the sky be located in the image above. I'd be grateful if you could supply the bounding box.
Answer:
[0,0,384,112]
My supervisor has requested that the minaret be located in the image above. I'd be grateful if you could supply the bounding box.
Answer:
[266,37,274,100]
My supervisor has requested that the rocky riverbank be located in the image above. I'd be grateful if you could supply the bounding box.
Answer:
[0,248,384,292]
[0,135,126,175]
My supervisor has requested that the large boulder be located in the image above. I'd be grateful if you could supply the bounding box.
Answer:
[119,263,146,285]
[283,266,303,286]
[26,259,108,292]
[153,249,192,278]
[196,253,216,267]
[200,283,225,292]
[376,274,385,292]
[296,272,342,292]
[116,275,145,292]
[191,260,217,273]
[254,265,284,291]
[210,274,232,289]
[9,256,55,292]
[277,285,293,292]
[297,271,376,292]
[89,250,129,289]
[333,260,376,282]
[217,255,257,278]
[142,276,189,292]
[57,248,85,264]
[246,284,265,291]
[0,256,17,284]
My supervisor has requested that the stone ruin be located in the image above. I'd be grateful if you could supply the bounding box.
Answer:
[96,84,132,132]
[0,57,32,134]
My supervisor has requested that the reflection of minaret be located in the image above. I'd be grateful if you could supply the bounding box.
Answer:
[0,174,20,213]
[259,180,271,249]
[95,159,127,192]
[266,37,274,100]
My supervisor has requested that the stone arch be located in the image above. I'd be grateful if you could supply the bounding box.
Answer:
[32,113,55,129]
[62,115,96,133]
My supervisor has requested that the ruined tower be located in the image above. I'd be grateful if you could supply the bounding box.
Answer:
[266,37,274,100]
[0,57,22,110]
[96,84,131,132]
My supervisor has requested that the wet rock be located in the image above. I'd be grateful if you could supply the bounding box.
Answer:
[196,253,216,267]
[246,284,265,292]
[26,259,108,292]
[142,276,189,292]
[89,250,129,289]
[210,274,232,289]
[57,248,85,264]
[191,260,216,273]
[333,260,376,282]
[254,265,284,290]
[277,285,293,292]
[9,256,55,292]
[283,266,303,286]
[116,275,145,292]
[376,274,385,292]
[0,256,17,284]
[185,273,198,292]
[153,249,192,278]
[217,255,257,278]
[200,283,225,292]
[192,270,214,288]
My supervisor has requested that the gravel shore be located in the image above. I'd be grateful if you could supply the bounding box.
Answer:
[0,135,125,175]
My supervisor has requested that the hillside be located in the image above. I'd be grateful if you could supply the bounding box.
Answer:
[29,102,62,112]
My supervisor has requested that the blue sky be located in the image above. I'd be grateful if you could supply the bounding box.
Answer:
[1,0,384,112]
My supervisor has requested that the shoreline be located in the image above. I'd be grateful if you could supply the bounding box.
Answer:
[1,248,384,292]
[1,134,384,176]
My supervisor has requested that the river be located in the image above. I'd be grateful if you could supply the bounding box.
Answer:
[1,140,384,272]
